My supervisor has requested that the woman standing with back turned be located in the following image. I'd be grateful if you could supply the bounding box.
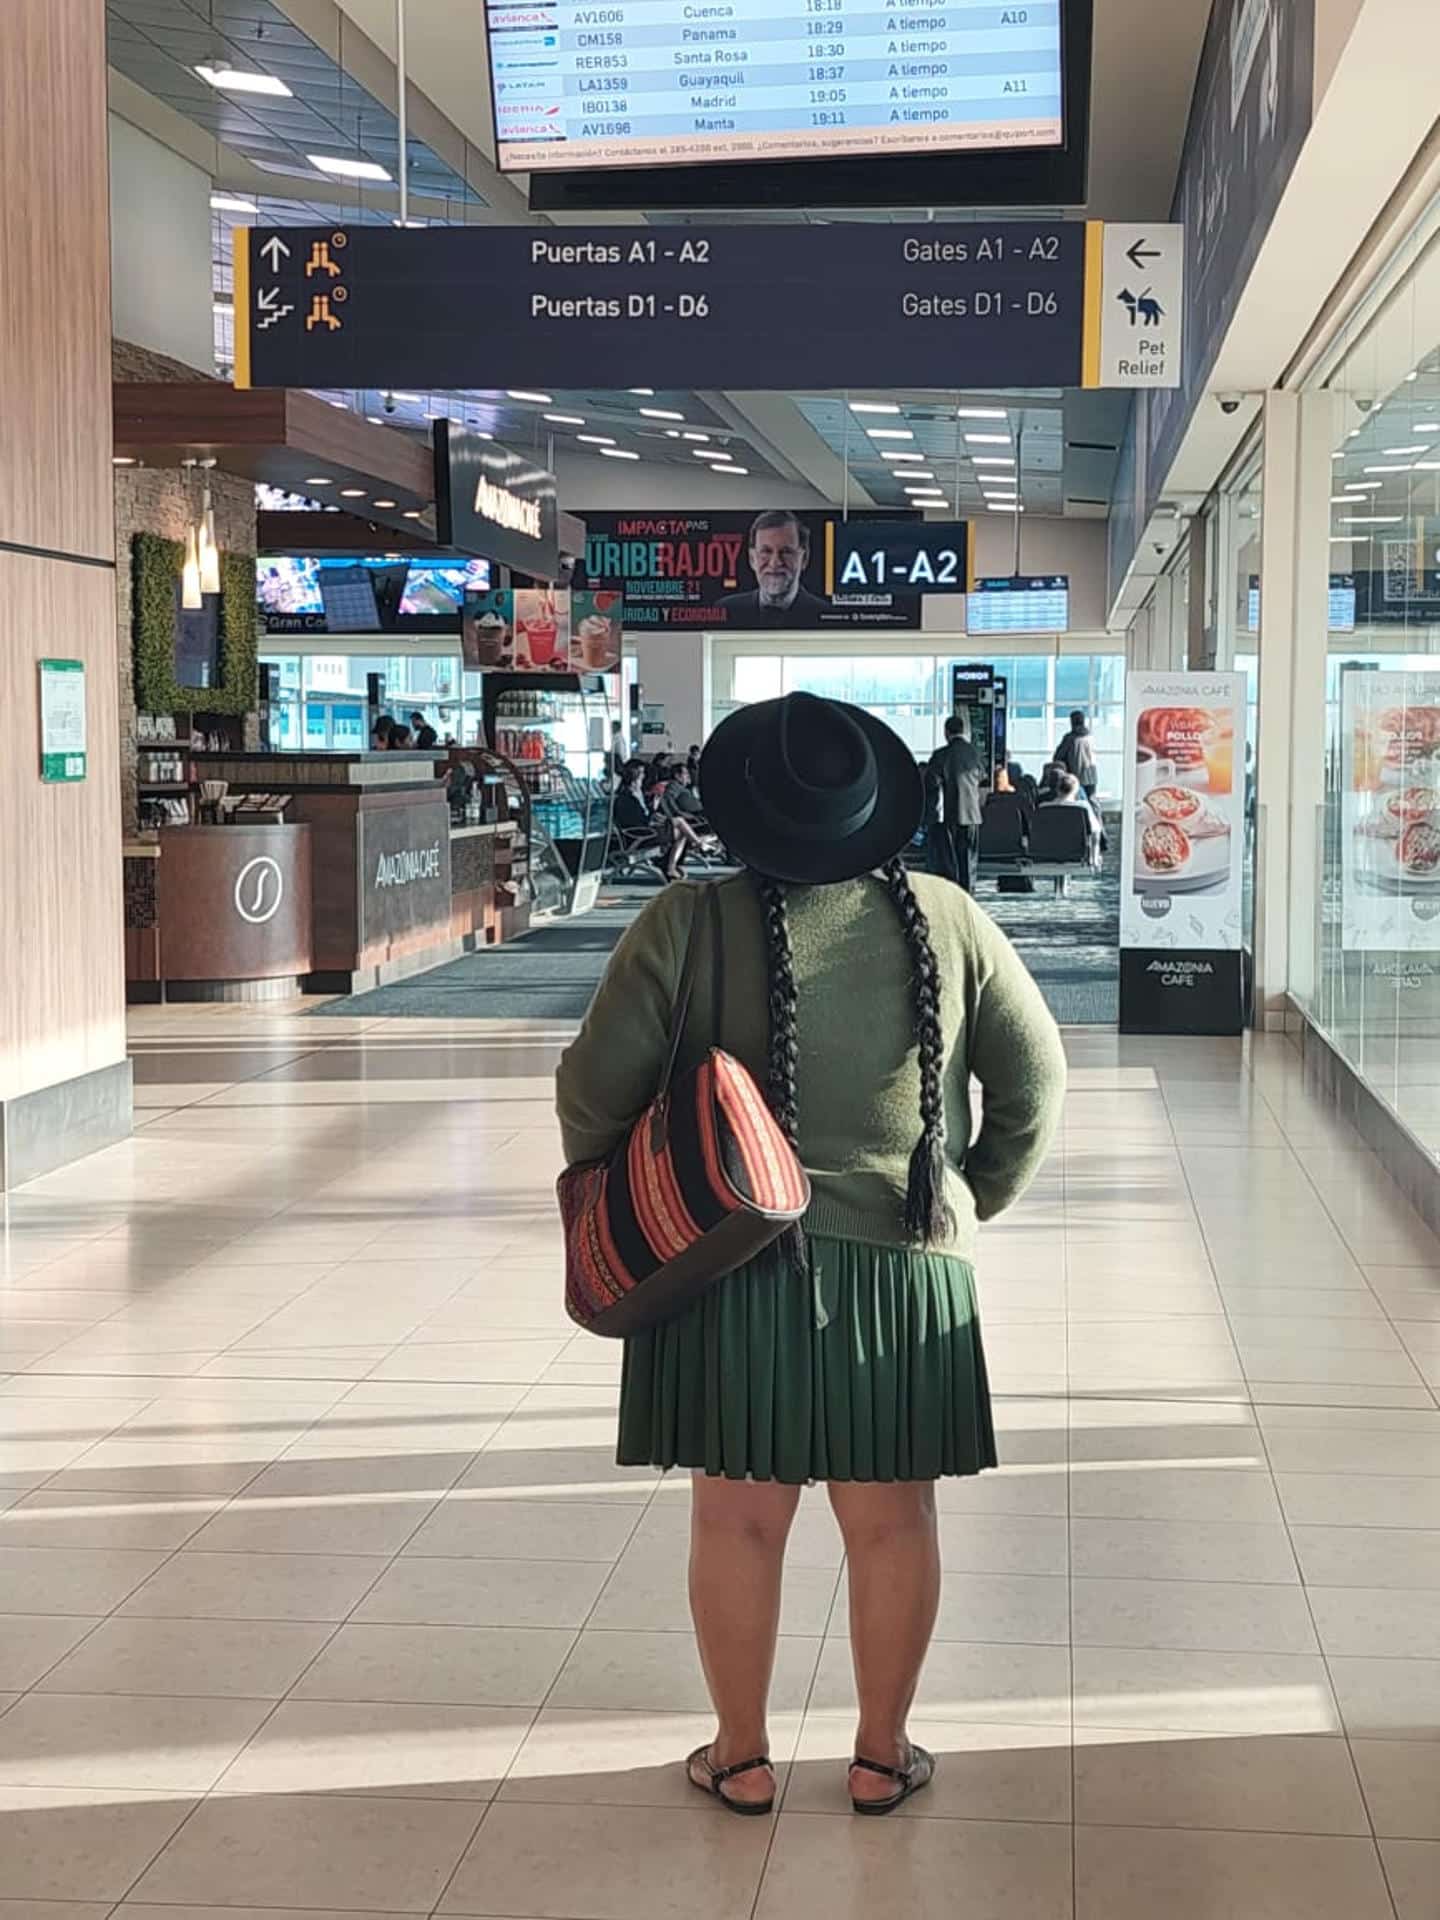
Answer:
[556,694,1066,1815]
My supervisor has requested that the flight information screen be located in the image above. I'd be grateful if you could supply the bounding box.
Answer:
[487,0,1066,174]
[967,574,1069,636]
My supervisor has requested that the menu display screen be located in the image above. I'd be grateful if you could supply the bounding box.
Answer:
[487,0,1066,174]
[258,556,492,636]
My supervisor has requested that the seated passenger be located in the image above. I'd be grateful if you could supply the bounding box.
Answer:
[1042,771,1104,863]
[613,764,653,837]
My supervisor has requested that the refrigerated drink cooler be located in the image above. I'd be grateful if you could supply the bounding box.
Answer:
[482,671,614,919]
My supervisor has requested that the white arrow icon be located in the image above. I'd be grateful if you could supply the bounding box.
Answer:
[256,288,294,329]
[259,236,291,272]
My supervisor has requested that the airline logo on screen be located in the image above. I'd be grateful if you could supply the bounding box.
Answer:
[475,473,544,544]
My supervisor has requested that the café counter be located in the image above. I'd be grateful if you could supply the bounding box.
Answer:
[126,753,529,1001]
[123,825,313,1002]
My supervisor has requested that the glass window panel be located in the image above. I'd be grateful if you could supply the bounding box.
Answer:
[783,657,855,701]
[732,657,783,703]
[1054,657,1093,708]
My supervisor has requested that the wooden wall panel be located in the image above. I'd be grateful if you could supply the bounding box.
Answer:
[0,551,126,1101]
[0,0,112,562]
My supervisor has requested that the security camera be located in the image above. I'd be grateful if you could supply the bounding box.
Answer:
[382,391,397,415]
[1217,394,1243,416]
[1354,396,1376,414]
[1153,541,1168,557]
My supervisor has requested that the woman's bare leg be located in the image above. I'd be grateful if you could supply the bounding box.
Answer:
[828,1480,940,1804]
[688,1473,801,1804]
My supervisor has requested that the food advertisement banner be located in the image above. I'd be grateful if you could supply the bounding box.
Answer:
[572,510,921,631]
[461,588,622,674]
[1119,672,1248,1036]
[1341,669,1440,952]
[1121,673,1247,951]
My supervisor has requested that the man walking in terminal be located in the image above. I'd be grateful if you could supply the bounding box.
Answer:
[926,713,986,894]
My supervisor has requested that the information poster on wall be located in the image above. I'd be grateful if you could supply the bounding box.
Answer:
[1340,669,1440,952]
[1119,671,1248,1034]
[38,658,87,784]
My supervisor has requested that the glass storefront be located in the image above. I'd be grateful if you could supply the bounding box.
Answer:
[714,648,1128,797]
[1292,188,1440,1153]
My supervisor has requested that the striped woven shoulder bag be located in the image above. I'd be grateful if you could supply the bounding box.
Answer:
[558,884,810,1338]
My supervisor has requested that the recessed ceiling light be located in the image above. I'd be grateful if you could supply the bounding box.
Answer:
[303,477,333,486]
[544,413,585,425]
[987,502,1025,513]
[475,431,494,440]
[628,388,655,395]
[850,401,902,416]
[640,407,685,421]
[403,510,423,520]
[881,450,924,463]
[577,434,615,446]
[507,389,553,404]
[905,487,945,498]
[1415,460,1440,471]
[388,392,421,405]
[366,416,384,425]
[899,470,936,481]
[664,429,681,439]
[600,447,640,460]
[372,499,398,509]
[1365,463,1414,473]
[1332,452,1345,462]
[1414,422,1440,433]
[692,448,729,460]
[965,433,1012,445]
[1346,481,1383,491]
[681,431,710,442]
[973,456,1016,467]
[197,65,293,96]
[867,428,914,441]
[210,192,259,213]
[340,488,367,498]
[1406,370,1420,381]
[1385,446,1430,456]
[1342,515,1405,525]
[112,455,135,466]
[308,153,391,181]
[957,407,1008,420]
[713,464,748,475]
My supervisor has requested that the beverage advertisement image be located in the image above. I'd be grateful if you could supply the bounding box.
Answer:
[1341,669,1440,952]
[462,588,623,672]
[573,509,920,630]
[1121,672,1246,951]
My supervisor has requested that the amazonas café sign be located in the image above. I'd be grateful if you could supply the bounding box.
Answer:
[435,419,559,580]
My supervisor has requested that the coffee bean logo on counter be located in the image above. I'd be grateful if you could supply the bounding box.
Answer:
[234,856,284,925]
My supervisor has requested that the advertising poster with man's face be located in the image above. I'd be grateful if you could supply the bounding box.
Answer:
[1341,670,1440,952]
[1121,673,1247,952]
[573,510,922,630]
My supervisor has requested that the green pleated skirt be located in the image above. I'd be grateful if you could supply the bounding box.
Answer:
[617,1234,997,1485]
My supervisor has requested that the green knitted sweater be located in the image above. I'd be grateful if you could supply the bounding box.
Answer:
[556,872,1067,1261]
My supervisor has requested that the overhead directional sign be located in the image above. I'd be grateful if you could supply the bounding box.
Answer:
[232,221,1180,395]
[1092,222,1186,391]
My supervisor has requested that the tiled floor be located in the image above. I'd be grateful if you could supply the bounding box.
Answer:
[1,1006,1439,1918]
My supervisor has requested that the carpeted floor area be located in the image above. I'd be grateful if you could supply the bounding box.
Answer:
[314,851,1120,1025]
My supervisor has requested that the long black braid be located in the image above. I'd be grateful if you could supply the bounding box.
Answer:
[751,861,955,1250]
[882,856,956,1245]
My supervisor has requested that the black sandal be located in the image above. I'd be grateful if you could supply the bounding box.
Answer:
[850,1744,936,1816]
[686,1745,776,1817]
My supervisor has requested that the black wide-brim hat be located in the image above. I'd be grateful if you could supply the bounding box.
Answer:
[700,692,924,886]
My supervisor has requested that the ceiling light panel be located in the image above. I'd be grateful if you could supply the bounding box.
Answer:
[197,65,293,96]
[309,154,391,181]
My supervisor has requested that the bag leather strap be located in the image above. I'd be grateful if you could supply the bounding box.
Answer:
[658,884,726,1103]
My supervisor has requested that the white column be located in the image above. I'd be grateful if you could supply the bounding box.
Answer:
[1287,391,1346,1010]
[1253,390,1335,1022]
[108,116,214,371]
[630,631,709,750]
[1254,392,1301,1023]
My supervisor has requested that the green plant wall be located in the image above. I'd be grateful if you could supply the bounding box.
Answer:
[131,533,258,716]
